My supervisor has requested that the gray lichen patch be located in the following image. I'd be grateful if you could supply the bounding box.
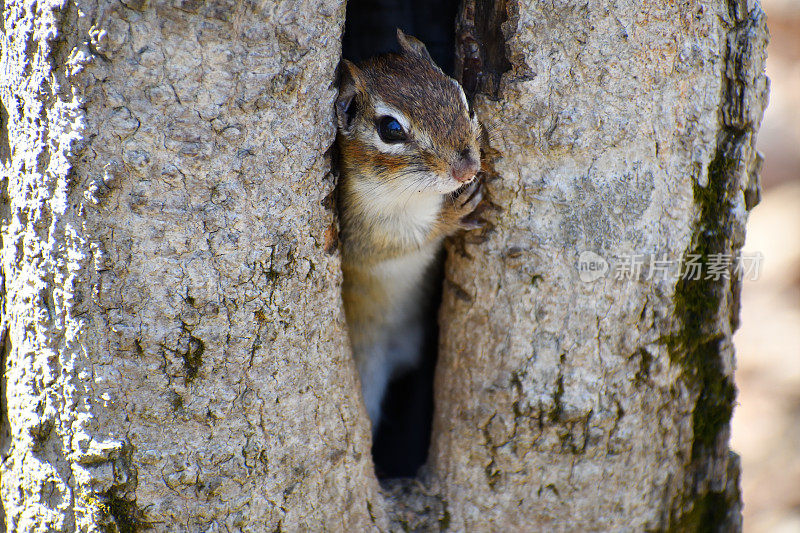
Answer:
[557,163,657,251]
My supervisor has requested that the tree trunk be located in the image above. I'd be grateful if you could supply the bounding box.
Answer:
[426,0,768,530]
[1,1,382,531]
[0,0,767,532]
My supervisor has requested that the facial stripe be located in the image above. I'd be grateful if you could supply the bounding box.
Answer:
[366,128,409,155]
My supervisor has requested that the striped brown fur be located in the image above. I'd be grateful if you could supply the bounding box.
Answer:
[335,29,484,430]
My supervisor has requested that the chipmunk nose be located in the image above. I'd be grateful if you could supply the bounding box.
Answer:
[451,150,479,183]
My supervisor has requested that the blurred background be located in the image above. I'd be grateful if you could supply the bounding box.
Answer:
[731,0,800,531]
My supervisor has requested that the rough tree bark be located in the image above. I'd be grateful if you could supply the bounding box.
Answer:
[0,1,380,531]
[0,0,767,532]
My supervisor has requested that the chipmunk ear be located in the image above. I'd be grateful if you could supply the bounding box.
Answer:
[336,59,365,134]
[396,28,436,66]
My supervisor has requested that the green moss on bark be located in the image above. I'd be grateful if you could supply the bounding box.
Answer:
[667,490,732,533]
[668,133,741,460]
[661,125,746,531]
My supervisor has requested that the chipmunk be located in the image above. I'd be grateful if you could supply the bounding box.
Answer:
[335,29,483,431]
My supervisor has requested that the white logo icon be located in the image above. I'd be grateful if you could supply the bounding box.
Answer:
[577,251,609,282]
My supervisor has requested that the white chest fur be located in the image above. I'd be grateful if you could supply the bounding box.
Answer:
[352,176,443,248]
[345,176,446,427]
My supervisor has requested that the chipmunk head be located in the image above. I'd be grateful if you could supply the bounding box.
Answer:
[336,29,481,196]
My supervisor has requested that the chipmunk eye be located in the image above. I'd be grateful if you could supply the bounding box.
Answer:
[377,116,407,143]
